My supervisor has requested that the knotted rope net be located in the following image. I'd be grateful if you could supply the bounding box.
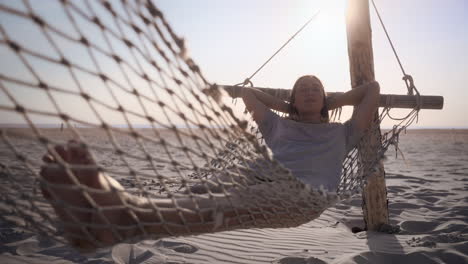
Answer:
[0,0,419,249]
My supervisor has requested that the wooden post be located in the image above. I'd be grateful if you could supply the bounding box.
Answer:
[346,0,389,230]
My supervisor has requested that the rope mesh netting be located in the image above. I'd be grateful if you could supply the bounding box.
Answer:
[0,0,418,249]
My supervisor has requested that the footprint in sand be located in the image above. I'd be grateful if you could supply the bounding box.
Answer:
[154,240,198,253]
[112,243,166,264]
[400,220,439,233]
[111,240,198,264]
[406,233,467,248]
[418,196,439,203]
[273,253,328,264]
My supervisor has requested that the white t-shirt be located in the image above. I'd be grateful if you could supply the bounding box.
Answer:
[258,109,361,191]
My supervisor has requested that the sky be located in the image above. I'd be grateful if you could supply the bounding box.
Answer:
[0,0,467,128]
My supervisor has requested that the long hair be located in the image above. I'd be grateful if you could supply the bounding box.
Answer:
[288,75,329,123]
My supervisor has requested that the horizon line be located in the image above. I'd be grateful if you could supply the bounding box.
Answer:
[0,123,467,130]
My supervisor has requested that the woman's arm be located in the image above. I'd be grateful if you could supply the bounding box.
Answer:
[247,88,289,113]
[227,86,289,114]
[241,87,288,123]
[327,81,380,134]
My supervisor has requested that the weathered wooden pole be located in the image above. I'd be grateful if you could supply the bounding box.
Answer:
[346,0,388,230]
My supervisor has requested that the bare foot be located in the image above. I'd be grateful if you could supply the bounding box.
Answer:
[40,141,131,250]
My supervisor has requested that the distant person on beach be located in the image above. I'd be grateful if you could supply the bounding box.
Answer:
[40,75,380,248]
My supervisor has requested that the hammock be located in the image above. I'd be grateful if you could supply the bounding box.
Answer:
[0,0,420,249]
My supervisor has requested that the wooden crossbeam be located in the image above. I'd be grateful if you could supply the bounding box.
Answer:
[220,85,444,110]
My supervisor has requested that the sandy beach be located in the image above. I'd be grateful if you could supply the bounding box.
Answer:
[0,128,467,263]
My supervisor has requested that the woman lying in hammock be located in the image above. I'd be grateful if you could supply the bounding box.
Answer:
[40,75,379,249]
[239,75,379,190]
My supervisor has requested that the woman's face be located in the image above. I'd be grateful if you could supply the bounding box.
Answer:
[293,77,324,115]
